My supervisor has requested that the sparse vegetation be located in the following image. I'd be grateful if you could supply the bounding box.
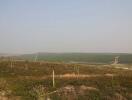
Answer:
[0,60,132,100]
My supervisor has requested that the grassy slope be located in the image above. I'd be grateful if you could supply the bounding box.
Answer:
[0,61,132,100]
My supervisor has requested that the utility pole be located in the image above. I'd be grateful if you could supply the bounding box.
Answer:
[77,66,79,79]
[114,56,119,64]
[74,64,76,74]
[73,64,79,78]
[51,65,55,88]
[77,66,79,76]
[34,53,38,62]
[10,57,13,68]
[53,68,55,88]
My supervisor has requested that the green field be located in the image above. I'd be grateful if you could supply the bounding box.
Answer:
[19,53,132,64]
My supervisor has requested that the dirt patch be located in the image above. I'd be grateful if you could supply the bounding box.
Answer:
[80,85,99,91]
[105,73,114,77]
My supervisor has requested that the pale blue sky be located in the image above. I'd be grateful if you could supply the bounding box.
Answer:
[0,0,132,54]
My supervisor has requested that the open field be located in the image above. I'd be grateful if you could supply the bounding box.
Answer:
[17,53,132,64]
[0,60,132,100]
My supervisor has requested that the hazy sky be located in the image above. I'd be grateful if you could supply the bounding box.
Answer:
[0,0,132,54]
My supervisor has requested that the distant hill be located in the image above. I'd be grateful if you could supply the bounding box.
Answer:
[17,53,132,64]
[0,53,11,57]
[0,53,20,57]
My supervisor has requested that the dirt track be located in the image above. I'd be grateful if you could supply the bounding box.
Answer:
[17,73,115,80]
